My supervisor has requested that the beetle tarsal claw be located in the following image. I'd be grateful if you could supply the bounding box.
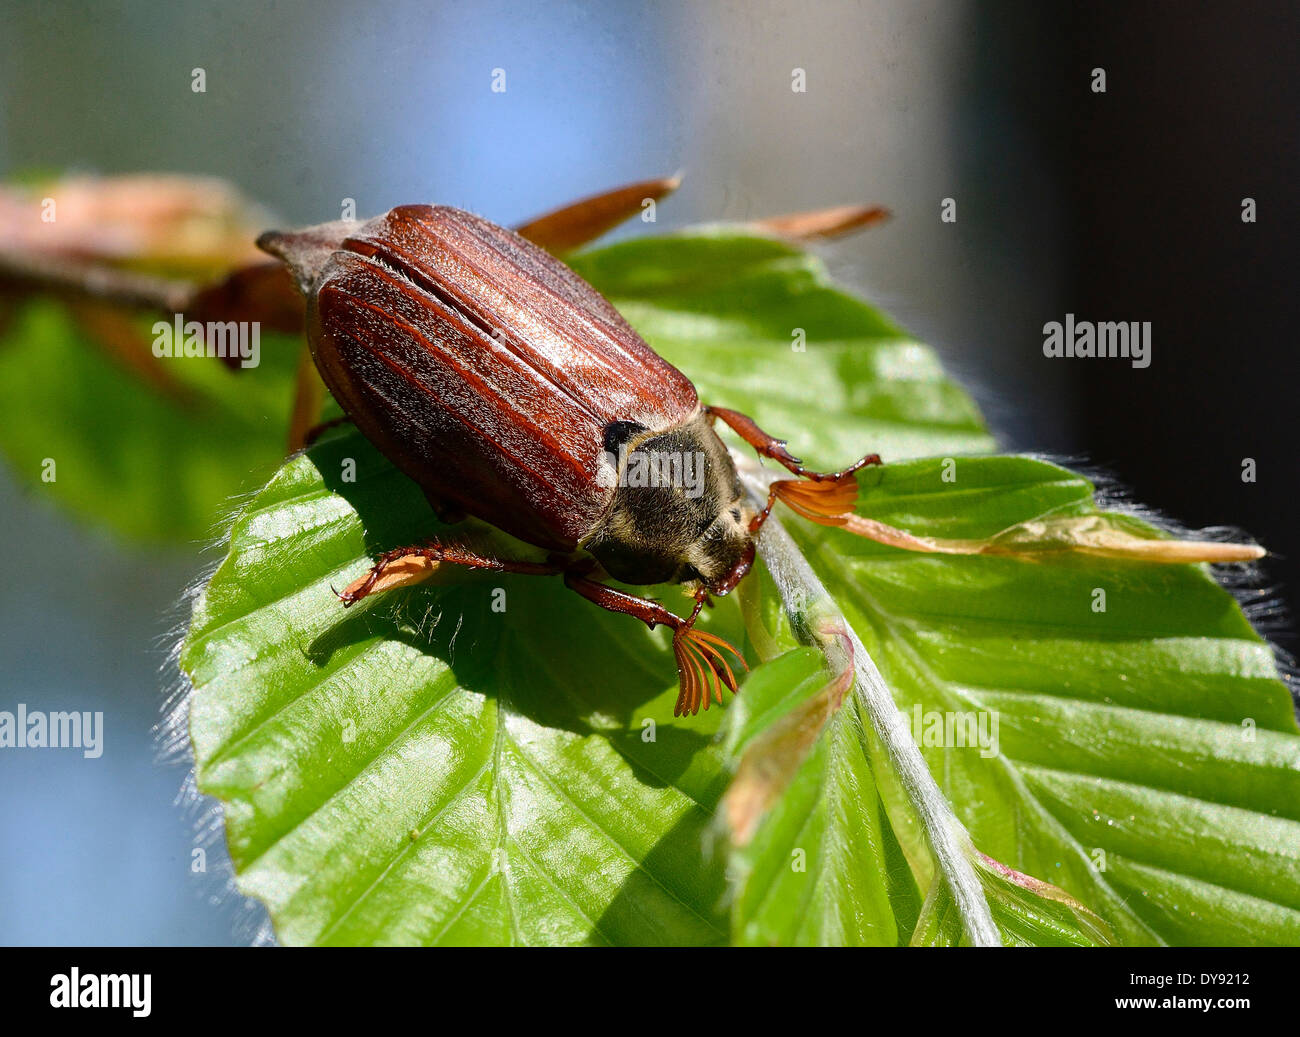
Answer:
[671,626,748,717]
[339,555,440,606]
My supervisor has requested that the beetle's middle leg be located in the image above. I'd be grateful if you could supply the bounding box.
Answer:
[562,568,747,717]
[338,543,568,606]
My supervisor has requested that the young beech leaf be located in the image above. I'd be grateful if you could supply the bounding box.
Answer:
[0,300,302,541]
[180,229,1297,945]
[747,455,1299,946]
[719,501,1112,947]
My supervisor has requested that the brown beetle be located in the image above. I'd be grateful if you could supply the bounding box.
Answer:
[259,203,878,716]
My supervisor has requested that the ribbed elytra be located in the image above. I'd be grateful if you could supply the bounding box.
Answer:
[260,204,879,716]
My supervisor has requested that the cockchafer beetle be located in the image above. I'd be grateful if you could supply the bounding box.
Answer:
[259,203,879,716]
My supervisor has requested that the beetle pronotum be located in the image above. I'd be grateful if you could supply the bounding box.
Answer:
[258,196,1263,718]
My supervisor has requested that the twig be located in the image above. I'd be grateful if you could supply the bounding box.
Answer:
[0,249,195,313]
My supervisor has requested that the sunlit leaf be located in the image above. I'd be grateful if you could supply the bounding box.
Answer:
[178,229,1296,945]
[0,299,299,541]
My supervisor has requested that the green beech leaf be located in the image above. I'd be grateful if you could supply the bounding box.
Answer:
[179,229,1296,945]
[0,299,300,541]
[720,514,1113,947]
[568,231,995,466]
[769,455,1300,946]
[910,855,1113,947]
[184,433,739,945]
[719,647,923,946]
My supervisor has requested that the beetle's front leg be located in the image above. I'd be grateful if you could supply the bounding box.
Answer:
[705,405,881,482]
[338,543,567,605]
[562,568,747,717]
[705,404,881,535]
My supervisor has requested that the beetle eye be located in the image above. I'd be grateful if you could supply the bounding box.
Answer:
[603,419,648,455]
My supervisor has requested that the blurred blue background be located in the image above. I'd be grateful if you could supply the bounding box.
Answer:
[1,0,1294,944]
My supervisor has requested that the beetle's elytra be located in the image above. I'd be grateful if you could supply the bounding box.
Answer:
[260,204,879,716]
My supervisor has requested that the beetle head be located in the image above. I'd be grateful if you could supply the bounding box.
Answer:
[583,413,757,592]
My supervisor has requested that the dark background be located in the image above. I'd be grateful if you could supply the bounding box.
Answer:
[0,0,1294,943]
[987,3,1299,655]
[1070,3,1299,652]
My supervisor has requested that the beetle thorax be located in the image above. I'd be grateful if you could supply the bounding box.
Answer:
[581,412,756,589]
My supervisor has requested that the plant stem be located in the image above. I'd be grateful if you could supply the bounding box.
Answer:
[737,462,1001,947]
[0,250,195,313]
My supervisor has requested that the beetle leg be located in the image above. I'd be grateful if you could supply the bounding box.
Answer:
[705,405,881,482]
[287,342,328,453]
[706,404,881,535]
[562,570,747,717]
[338,543,566,606]
[708,540,756,595]
[562,567,689,628]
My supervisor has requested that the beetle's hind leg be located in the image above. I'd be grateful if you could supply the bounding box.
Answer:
[563,569,747,717]
[337,543,567,606]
